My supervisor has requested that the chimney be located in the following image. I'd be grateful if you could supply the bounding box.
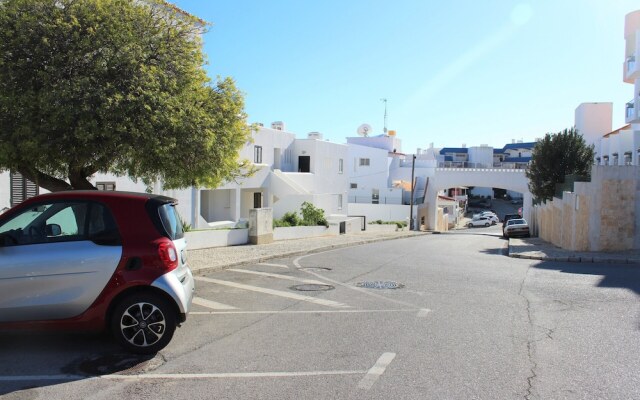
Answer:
[271,121,286,131]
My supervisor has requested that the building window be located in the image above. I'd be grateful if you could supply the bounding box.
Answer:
[612,153,618,166]
[338,159,343,174]
[359,158,370,167]
[338,194,343,210]
[350,183,357,189]
[596,157,601,165]
[254,145,262,163]
[603,155,609,166]
[624,152,632,165]
[96,182,116,191]
[10,171,38,207]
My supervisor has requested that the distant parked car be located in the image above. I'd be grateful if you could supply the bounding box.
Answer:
[511,198,523,205]
[502,213,520,231]
[474,212,498,225]
[468,216,493,228]
[503,218,530,238]
[0,191,195,354]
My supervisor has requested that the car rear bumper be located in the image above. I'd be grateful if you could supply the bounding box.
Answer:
[151,267,195,322]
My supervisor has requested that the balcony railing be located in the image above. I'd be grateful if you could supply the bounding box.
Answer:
[627,55,636,73]
[626,100,635,121]
[438,161,529,170]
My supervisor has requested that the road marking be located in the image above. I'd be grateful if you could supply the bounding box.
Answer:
[195,276,350,309]
[357,352,396,390]
[228,268,327,285]
[192,297,237,310]
[416,308,431,318]
[257,263,289,269]
[191,309,418,315]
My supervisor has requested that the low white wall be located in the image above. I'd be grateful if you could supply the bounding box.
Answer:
[274,225,335,241]
[365,224,399,233]
[185,228,249,250]
[348,203,410,222]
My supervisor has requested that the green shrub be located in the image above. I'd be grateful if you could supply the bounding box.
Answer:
[300,202,327,226]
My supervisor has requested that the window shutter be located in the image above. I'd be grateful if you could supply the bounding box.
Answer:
[10,171,39,207]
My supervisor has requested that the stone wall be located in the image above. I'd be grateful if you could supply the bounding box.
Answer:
[533,166,639,251]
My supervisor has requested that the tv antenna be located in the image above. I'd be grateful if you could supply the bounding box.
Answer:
[357,123,373,137]
[381,98,388,134]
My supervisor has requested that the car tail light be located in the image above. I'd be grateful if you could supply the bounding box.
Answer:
[157,239,178,271]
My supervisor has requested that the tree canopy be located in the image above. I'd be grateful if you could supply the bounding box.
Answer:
[525,127,594,202]
[0,0,252,192]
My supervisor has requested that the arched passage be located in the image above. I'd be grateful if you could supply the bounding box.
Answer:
[422,168,531,230]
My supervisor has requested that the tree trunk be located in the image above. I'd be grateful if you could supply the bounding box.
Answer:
[68,167,97,190]
[17,168,72,192]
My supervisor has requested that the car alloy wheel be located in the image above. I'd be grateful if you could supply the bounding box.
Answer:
[484,223,490,227]
[111,293,176,354]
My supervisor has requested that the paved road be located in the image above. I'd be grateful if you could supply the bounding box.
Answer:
[1,227,638,399]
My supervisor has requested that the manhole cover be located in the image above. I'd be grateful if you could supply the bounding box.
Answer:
[299,267,332,271]
[355,281,405,289]
[69,353,164,376]
[290,284,335,291]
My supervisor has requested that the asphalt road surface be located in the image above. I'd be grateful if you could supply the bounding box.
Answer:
[1,226,639,399]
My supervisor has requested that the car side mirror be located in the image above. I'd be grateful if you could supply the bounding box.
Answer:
[46,223,62,236]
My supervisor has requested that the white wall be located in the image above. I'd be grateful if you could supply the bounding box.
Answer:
[467,146,494,166]
[347,135,402,153]
[347,144,393,194]
[0,172,10,210]
[185,228,249,250]
[575,102,613,147]
[348,203,411,222]
[238,126,296,172]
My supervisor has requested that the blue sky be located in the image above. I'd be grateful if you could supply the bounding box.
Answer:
[173,0,638,152]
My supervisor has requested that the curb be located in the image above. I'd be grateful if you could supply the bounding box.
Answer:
[508,247,640,265]
[192,232,425,275]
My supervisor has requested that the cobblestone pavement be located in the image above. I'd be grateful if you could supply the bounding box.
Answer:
[188,229,425,274]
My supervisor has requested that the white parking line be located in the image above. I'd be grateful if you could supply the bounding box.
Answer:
[195,276,350,309]
[0,370,367,382]
[192,297,237,310]
[227,268,327,285]
[191,309,418,315]
[1,352,396,384]
[416,308,431,318]
[357,352,396,390]
[257,263,290,269]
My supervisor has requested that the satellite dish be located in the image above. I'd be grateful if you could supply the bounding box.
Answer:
[357,123,373,137]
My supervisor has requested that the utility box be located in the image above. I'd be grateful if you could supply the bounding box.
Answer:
[249,208,273,245]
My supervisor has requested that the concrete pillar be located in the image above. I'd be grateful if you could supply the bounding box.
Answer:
[425,188,439,230]
[249,208,273,244]
[522,191,533,225]
[233,188,242,221]
[190,187,200,229]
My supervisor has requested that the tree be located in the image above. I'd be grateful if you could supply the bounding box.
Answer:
[0,0,252,192]
[526,127,594,202]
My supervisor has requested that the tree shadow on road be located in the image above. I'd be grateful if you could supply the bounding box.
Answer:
[0,332,159,396]
[530,261,640,295]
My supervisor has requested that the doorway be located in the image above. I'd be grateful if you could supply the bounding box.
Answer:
[253,192,262,209]
[298,156,310,172]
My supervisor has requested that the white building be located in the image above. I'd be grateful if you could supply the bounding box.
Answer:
[1,123,349,229]
[575,11,640,167]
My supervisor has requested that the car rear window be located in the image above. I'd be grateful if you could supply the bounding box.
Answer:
[158,203,184,240]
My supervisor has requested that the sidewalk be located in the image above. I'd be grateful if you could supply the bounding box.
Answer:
[188,229,424,274]
[508,237,640,264]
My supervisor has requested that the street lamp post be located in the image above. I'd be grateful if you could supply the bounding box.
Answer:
[409,154,416,230]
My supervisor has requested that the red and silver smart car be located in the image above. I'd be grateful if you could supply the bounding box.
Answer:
[0,191,194,354]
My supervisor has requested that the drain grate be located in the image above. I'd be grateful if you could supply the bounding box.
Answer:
[355,281,405,290]
[290,284,334,291]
